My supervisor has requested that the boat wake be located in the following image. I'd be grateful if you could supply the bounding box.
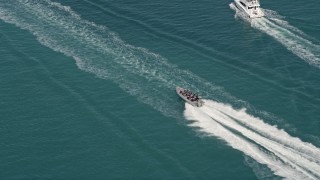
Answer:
[230,3,320,69]
[184,100,320,179]
[0,0,236,118]
[1,1,319,179]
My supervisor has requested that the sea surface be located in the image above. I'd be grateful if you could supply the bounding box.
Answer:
[1,0,320,179]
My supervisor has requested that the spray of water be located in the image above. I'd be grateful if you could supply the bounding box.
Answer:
[185,100,320,179]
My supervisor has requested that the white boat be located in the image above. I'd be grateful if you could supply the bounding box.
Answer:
[176,87,204,107]
[234,0,264,18]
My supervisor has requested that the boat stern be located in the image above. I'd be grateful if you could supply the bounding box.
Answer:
[250,8,264,18]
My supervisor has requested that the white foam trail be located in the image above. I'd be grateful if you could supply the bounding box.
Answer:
[0,0,237,118]
[205,100,320,163]
[230,3,320,68]
[184,105,296,179]
[184,101,320,179]
[251,17,320,68]
[2,1,320,179]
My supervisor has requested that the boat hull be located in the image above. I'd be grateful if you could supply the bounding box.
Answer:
[176,87,204,107]
[234,0,264,19]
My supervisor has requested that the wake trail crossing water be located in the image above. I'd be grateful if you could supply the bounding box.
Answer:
[0,0,238,118]
[1,1,319,179]
[230,3,320,69]
[184,100,320,180]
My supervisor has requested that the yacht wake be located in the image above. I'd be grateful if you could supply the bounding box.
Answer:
[184,100,320,179]
[230,3,320,68]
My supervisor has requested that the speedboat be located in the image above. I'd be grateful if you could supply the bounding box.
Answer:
[234,0,264,18]
[176,87,204,107]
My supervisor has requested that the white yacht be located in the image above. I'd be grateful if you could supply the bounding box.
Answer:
[234,0,264,18]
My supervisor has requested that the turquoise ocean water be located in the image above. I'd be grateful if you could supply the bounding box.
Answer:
[1,0,320,179]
